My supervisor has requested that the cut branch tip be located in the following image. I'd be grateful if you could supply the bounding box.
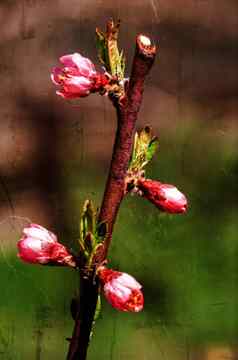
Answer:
[139,35,151,47]
[137,34,156,57]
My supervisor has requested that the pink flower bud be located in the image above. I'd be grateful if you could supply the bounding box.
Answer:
[98,267,144,312]
[17,224,76,267]
[137,179,188,214]
[51,52,108,99]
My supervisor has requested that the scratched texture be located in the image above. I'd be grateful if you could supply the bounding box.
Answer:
[0,1,238,359]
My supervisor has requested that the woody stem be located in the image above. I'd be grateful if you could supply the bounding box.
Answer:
[66,34,156,360]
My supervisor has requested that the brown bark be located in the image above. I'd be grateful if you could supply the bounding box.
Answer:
[67,274,99,360]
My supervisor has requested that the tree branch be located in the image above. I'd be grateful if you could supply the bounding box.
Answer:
[98,34,156,256]
[66,33,156,360]
[67,274,99,360]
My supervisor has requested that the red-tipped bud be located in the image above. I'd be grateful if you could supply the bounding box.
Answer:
[98,267,144,312]
[51,52,108,99]
[17,224,76,267]
[137,179,188,214]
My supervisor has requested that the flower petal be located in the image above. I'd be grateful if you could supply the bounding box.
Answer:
[98,267,144,312]
[116,273,142,290]
[71,53,96,77]
[23,224,56,243]
[51,67,64,85]
[60,53,96,77]
[63,77,92,97]
[56,90,76,99]
[60,54,78,68]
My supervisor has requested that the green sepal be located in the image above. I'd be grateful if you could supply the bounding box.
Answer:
[131,131,139,165]
[129,126,159,171]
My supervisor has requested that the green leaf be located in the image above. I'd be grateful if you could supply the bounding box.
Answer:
[96,20,125,80]
[84,232,95,252]
[114,50,126,80]
[129,126,159,171]
[146,137,159,163]
[94,294,102,321]
[95,28,110,71]
[78,239,89,259]
[120,51,126,78]
[140,126,152,144]
[80,200,96,247]
[131,131,139,164]
[90,294,102,341]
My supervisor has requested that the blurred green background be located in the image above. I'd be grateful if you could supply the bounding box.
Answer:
[0,0,238,359]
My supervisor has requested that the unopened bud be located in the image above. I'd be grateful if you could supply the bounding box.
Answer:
[98,267,144,312]
[51,52,108,99]
[137,179,188,214]
[17,224,76,267]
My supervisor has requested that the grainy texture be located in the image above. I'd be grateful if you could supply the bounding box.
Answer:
[0,1,238,360]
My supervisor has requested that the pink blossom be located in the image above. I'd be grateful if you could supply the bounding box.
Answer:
[17,224,76,267]
[51,52,108,99]
[137,179,188,214]
[98,267,144,312]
